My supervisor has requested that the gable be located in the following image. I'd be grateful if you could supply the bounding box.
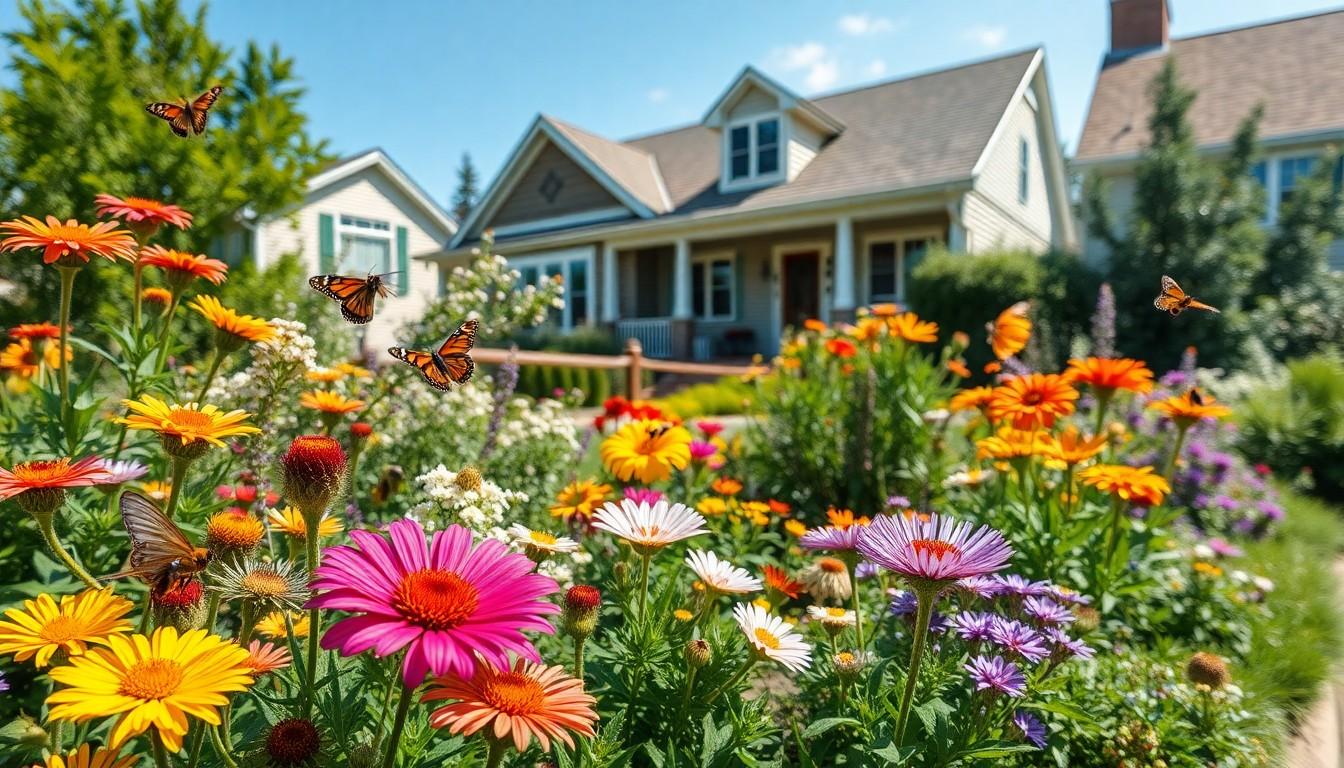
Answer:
[724,84,780,121]
[482,141,628,233]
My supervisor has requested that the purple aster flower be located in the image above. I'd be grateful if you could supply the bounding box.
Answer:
[855,560,880,580]
[1012,710,1047,748]
[0,671,7,693]
[889,590,918,617]
[623,487,664,505]
[957,575,1003,600]
[964,655,1026,697]
[1193,494,1211,509]
[1047,584,1091,605]
[951,611,997,642]
[1257,500,1284,521]
[928,610,951,635]
[1207,538,1243,558]
[1023,596,1075,626]
[1211,452,1235,472]
[93,458,148,485]
[1214,494,1238,512]
[689,440,718,460]
[1234,519,1256,534]
[991,574,1050,598]
[1043,627,1095,660]
[856,513,1012,583]
[801,525,861,553]
[989,618,1049,663]
[886,495,911,510]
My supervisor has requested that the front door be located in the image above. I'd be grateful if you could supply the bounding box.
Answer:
[781,250,821,329]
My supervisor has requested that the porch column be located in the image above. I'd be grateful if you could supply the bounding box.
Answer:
[671,238,694,358]
[832,215,856,322]
[601,242,619,323]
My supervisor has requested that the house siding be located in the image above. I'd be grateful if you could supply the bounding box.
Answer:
[256,165,450,354]
[964,90,1054,252]
[491,142,625,229]
[787,121,824,182]
[725,84,779,120]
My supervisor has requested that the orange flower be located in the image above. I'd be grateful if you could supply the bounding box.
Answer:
[242,639,292,675]
[824,337,857,358]
[946,359,971,378]
[983,361,1002,374]
[1041,426,1108,467]
[0,216,137,266]
[1147,388,1231,428]
[711,477,743,496]
[189,295,275,344]
[825,506,870,529]
[849,317,885,344]
[988,373,1078,430]
[94,194,193,231]
[948,386,994,413]
[299,390,365,415]
[1065,357,1154,396]
[804,318,828,333]
[868,303,899,317]
[1078,464,1170,507]
[975,427,1051,462]
[762,565,805,600]
[138,245,228,287]
[767,498,791,516]
[0,457,112,510]
[142,287,173,305]
[0,338,68,378]
[887,312,939,343]
[422,656,598,753]
[988,302,1031,360]
[784,520,807,538]
[8,323,64,340]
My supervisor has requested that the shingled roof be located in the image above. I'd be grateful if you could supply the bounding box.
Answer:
[1076,9,1344,164]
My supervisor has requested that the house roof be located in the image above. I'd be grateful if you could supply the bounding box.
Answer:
[701,66,846,135]
[1076,9,1344,165]
[304,148,458,235]
[451,48,1044,248]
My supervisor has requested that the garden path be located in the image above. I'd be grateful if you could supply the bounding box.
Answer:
[1285,557,1344,767]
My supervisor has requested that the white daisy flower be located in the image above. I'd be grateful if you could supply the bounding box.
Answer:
[685,549,762,595]
[733,602,812,672]
[593,499,707,550]
[507,524,579,554]
[806,605,857,632]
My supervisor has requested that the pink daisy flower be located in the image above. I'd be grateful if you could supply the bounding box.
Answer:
[623,487,664,505]
[856,512,1012,584]
[309,518,560,686]
[689,440,718,461]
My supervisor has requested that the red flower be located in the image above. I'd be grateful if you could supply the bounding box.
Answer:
[825,338,858,358]
[9,323,65,340]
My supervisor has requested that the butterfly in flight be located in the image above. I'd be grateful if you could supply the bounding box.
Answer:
[309,272,397,324]
[146,85,223,138]
[1154,275,1220,316]
[388,319,478,390]
[986,301,1032,361]
[104,491,211,596]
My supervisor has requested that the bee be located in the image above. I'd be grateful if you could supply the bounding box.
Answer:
[372,465,405,506]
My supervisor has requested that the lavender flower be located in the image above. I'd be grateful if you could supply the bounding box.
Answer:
[0,671,7,693]
[1023,596,1075,626]
[855,560,880,580]
[991,574,1051,598]
[857,514,1013,583]
[965,655,1026,697]
[886,495,911,510]
[94,459,148,486]
[1047,584,1091,605]
[1044,627,1096,660]
[478,346,520,459]
[1207,537,1244,557]
[951,611,997,642]
[989,618,1050,663]
[1012,710,1047,748]
[889,590,918,617]
[957,575,1003,600]
[1090,282,1116,358]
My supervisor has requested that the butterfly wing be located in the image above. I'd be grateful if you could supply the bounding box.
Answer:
[309,275,379,324]
[434,319,478,385]
[146,102,190,138]
[1160,275,1187,300]
[1154,275,1188,315]
[115,491,196,579]
[1186,298,1221,314]
[389,347,453,390]
[188,86,222,135]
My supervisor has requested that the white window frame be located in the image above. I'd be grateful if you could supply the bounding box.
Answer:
[861,229,944,305]
[691,250,736,321]
[508,246,595,331]
[1018,137,1030,204]
[1251,151,1321,225]
[335,214,393,274]
[721,113,786,192]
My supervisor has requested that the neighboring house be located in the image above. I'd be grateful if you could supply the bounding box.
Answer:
[215,149,458,354]
[424,49,1076,358]
[1076,1,1344,271]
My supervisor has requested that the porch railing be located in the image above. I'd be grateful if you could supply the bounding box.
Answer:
[616,318,673,359]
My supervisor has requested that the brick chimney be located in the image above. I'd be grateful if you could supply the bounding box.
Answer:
[1109,0,1169,57]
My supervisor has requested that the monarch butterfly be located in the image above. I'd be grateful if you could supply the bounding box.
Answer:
[309,272,397,324]
[146,86,223,138]
[987,301,1031,361]
[104,492,211,596]
[1154,275,1220,316]
[388,319,478,390]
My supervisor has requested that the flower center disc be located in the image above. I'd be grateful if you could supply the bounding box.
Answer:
[818,558,846,574]
[529,531,558,546]
[242,570,290,598]
[481,671,546,716]
[168,409,212,431]
[266,717,321,765]
[912,539,961,560]
[392,569,479,630]
[754,627,782,650]
[14,460,69,484]
[38,616,84,643]
[119,658,184,700]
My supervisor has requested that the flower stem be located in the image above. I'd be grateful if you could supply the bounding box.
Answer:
[637,549,652,626]
[848,560,865,649]
[371,661,400,754]
[163,457,192,520]
[701,656,757,706]
[154,292,183,374]
[209,723,240,768]
[132,264,144,332]
[484,740,509,768]
[203,592,221,633]
[237,602,256,646]
[894,587,935,744]
[573,635,586,680]
[303,507,323,718]
[1164,424,1190,482]
[381,682,415,768]
[152,731,171,768]
[48,718,62,752]
[32,511,100,589]
[196,347,226,403]
[56,266,77,446]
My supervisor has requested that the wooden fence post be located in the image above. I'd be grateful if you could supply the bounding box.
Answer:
[625,337,643,401]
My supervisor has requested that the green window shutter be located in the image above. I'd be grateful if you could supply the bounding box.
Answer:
[734,255,744,322]
[396,226,409,293]
[318,213,335,273]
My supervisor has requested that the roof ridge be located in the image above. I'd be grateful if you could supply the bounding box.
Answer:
[543,114,655,159]
[1172,7,1344,44]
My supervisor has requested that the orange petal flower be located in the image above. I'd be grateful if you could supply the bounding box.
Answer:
[988,302,1031,360]
[1065,357,1154,396]
[138,245,228,286]
[825,506,870,529]
[1078,464,1170,507]
[948,386,994,413]
[803,318,828,333]
[422,656,598,753]
[188,295,275,344]
[299,390,365,415]
[887,312,939,343]
[243,639,292,675]
[0,457,113,503]
[142,287,173,305]
[762,564,805,600]
[1146,388,1232,428]
[0,216,137,266]
[946,359,971,378]
[711,477,743,496]
[1042,425,1108,467]
[975,427,1052,462]
[988,373,1078,430]
[824,337,857,358]
[8,323,64,340]
[94,194,193,230]
[0,338,68,377]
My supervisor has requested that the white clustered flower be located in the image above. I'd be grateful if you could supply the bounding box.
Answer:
[410,464,528,540]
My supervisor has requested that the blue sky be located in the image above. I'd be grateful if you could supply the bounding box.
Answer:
[5,1,1342,207]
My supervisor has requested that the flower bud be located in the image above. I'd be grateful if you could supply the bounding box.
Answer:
[2,713,49,747]
[281,435,347,513]
[350,422,374,441]
[612,561,631,588]
[562,585,601,640]
[454,465,482,492]
[1072,605,1101,634]
[205,507,265,562]
[833,650,872,682]
[1185,651,1229,689]
[152,580,206,631]
[348,744,379,768]
[685,639,713,669]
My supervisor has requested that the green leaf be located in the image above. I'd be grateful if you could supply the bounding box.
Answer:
[801,717,860,739]
[955,740,1039,759]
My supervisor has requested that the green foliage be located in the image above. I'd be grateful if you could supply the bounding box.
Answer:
[654,377,759,420]
[908,246,1099,372]
[0,0,329,331]
[1236,355,1344,502]
[450,152,479,223]
[1083,59,1265,371]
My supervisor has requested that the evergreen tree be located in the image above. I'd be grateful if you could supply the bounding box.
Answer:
[1083,59,1265,371]
[452,152,480,222]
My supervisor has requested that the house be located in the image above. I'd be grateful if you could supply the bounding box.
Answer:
[215,149,458,353]
[1075,1,1344,271]
[425,49,1076,358]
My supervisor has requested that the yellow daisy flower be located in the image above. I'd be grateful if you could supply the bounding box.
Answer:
[549,479,612,522]
[266,506,344,539]
[696,497,729,516]
[304,367,345,383]
[299,390,365,415]
[140,480,172,502]
[336,362,372,378]
[188,294,275,344]
[46,626,254,752]
[600,419,692,484]
[254,610,309,639]
[0,589,133,668]
[118,394,259,447]
[34,743,138,768]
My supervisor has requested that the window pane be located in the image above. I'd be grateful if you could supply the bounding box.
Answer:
[756,119,779,175]
[1250,161,1268,188]
[730,125,750,152]
[1279,156,1317,204]
[902,239,929,300]
[572,293,588,325]
[1018,138,1030,203]
[341,235,389,274]
[520,266,538,287]
[570,259,587,293]
[731,152,749,179]
[869,242,897,298]
[710,259,733,317]
[692,263,705,317]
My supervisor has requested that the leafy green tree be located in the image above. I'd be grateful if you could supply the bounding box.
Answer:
[1083,59,1265,371]
[451,151,479,222]
[0,0,329,329]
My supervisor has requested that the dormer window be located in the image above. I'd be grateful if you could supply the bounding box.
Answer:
[726,115,783,185]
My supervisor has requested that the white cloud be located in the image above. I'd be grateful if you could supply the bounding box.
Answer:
[647,88,668,104]
[866,58,888,77]
[838,13,896,36]
[771,41,839,92]
[965,25,1008,49]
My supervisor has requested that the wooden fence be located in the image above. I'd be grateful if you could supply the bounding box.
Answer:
[472,339,767,401]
